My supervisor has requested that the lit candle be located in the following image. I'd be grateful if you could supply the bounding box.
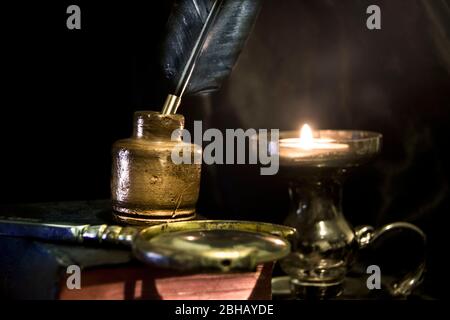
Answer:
[279,124,349,160]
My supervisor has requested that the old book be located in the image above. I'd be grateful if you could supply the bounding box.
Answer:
[0,200,272,300]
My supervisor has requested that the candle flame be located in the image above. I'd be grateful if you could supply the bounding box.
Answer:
[299,124,314,149]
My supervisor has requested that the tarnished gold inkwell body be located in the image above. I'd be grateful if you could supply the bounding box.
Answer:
[111,111,201,224]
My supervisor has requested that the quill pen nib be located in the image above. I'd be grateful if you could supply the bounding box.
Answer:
[161,94,182,115]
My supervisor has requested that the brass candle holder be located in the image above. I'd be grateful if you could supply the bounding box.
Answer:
[272,127,426,298]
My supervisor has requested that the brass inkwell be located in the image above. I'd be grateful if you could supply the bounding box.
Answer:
[111,111,201,224]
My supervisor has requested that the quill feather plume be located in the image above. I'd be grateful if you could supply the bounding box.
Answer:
[161,0,262,114]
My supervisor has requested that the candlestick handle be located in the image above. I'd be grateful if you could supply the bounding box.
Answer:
[354,222,426,297]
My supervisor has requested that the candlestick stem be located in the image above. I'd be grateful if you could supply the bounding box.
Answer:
[281,174,356,298]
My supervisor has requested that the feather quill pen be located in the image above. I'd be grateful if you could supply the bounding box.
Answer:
[161,0,262,114]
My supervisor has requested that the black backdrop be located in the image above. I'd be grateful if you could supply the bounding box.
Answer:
[2,0,449,299]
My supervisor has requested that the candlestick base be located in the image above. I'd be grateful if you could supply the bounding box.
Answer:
[290,278,343,299]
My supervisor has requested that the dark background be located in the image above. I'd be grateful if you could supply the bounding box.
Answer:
[1,0,449,298]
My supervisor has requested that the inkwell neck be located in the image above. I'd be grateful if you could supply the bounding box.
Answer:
[133,111,184,140]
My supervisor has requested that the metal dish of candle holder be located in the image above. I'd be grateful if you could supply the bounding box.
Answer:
[271,130,426,299]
